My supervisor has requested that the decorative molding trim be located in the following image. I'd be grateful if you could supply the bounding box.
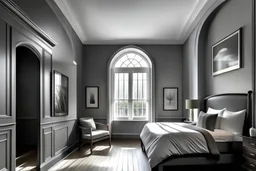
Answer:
[0,130,11,171]
[6,23,11,118]
[0,0,57,47]
[0,123,15,127]
[41,118,76,126]
[180,0,220,43]
[54,0,85,44]
[53,126,68,156]
[0,138,7,143]
[42,128,52,163]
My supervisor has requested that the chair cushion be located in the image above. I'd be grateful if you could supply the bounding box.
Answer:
[79,117,96,130]
[83,130,109,140]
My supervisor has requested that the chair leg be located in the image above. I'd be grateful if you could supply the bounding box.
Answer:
[109,136,111,147]
[90,141,93,154]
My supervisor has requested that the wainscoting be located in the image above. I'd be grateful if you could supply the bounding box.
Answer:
[0,126,13,171]
[40,120,78,171]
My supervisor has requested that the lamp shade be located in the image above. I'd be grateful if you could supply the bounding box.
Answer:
[185,99,198,109]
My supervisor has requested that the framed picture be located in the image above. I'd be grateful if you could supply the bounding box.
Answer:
[85,86,99,108]
[163,87,178,111]
[53,71,69,116]
[212,29,241,76]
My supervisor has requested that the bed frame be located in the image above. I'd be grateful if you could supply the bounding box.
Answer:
[142,91,253,171]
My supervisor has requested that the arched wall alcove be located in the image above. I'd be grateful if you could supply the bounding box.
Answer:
[16,45,40,168]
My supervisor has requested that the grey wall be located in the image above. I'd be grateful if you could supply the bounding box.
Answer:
[183,30,198,118]
[205,0,252,95]
[0,0,83,170]
[81,45,183,135]
[183,0,253,118]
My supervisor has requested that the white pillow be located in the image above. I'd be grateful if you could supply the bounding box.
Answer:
[219,109,246,135]
[207,107,225,129]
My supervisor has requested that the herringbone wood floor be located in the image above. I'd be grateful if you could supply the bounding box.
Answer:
[49,139,151,171]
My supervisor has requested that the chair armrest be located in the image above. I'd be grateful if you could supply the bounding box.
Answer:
[95,122,109,131]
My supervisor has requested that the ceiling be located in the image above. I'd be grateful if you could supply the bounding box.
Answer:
[54,0,218,44]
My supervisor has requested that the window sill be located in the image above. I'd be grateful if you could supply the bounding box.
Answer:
[113,119,148,122]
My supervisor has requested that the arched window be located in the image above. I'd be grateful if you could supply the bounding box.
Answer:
[109,47,152,121]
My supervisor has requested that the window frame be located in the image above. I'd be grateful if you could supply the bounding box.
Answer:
[108,47,153,123]
[110,51,152,121]
[112,67,150,121]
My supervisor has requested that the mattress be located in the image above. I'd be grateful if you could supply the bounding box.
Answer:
[206,129,242,153]
[207,129,243,142]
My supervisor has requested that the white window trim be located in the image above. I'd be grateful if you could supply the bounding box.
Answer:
[108,47,153,122]
[112,69,150,121]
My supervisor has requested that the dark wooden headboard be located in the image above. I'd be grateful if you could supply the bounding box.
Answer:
[204,91,253,136]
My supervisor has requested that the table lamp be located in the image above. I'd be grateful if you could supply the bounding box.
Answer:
[185,99,198,121]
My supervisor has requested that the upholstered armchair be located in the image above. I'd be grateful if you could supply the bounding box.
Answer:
[78,117,111,154]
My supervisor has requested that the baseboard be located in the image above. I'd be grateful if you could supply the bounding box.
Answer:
[111,133,140,139]
[40,141,79,171]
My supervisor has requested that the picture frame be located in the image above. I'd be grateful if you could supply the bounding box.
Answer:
[85,86,99,108]
[212,29,241,76]
[53,70,69,116]
[163,87,178,111]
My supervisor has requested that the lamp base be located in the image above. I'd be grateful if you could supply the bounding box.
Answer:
[250,127,256,137]
[189,109,194,122]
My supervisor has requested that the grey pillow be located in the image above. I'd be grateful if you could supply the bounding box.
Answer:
[79,117,96,130]
[196,111,218,131]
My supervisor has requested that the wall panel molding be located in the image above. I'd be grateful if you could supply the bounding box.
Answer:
[0,129,11,171]
[53,125,68,156]
[43,50,52,118]
[41,118,76,126]
[42,127,52,163]
[0,21,11,121]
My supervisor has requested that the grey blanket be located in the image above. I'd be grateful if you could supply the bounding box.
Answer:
[181,123,220,156]
[140,122,220,168]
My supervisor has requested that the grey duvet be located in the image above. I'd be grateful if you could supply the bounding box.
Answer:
[140,122,219,168]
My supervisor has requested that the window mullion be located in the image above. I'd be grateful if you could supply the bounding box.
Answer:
[142,73,144,117]
[137,73,139,117]
[128,72,133,120]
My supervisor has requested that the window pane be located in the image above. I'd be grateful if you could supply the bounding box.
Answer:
[133,73,147,100]
[132,100,147,117]
[114,53,148,68]
[143,73,147,99]
[115,73,128,100]
[127,53,135,59]
[115,100,128,117]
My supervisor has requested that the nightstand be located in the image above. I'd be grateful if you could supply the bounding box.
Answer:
[242,136,256,170]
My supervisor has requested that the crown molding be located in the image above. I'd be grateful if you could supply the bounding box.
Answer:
[0,0,57,47]
[54,0,85,44]
[179,0,220,43]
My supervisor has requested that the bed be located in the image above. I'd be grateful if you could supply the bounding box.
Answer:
[140,91,253,171]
